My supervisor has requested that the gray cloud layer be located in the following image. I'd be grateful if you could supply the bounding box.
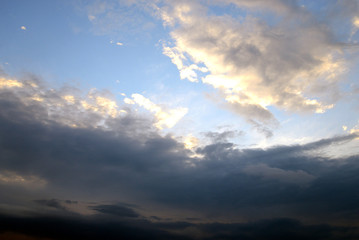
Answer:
[0,76,358,233]
[1,213,359,240]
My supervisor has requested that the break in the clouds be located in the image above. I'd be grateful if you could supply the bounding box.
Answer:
[159,0,354,130]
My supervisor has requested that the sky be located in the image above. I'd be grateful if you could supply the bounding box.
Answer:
[1,0,359,239]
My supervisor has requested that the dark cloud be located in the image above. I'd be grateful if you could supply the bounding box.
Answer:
[34,199,68,211]
[0,77,359,238]
[0,213,189,240]
[90,204,140,218]
[203,130,244,143]
[150,215,162,221]
[197,218,359,240]
[0,213,358,240]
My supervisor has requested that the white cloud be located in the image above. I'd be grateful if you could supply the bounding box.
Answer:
[342,121,359,136]
[158,1,347,128]
[183,134,199,150]
[353,17,359,28]
[110,40,124,46]
[94,96,119,117]
[162,44,208,82]
[30,94,44,102]
[0,77,23,88]
[127,93,188,129]
[62,95,76,104]
[349,122,359,135]
[80,93,120,119]
[124,97,135,104]
[351,16,359,37]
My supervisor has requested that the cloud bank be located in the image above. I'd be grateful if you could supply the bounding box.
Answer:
[0,72,359,239]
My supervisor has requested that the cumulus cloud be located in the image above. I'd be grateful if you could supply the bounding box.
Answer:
[158,0,351,131]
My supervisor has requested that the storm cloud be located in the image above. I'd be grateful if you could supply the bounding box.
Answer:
[0,75,359,239]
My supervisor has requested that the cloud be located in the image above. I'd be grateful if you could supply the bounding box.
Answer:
[0,170,47,189]
[1,81,359,221]
[203,130,244,143]
[1,1,359,238]
[162,45,208,82]
[0,71,359,238]
[243,163,316,185]
[183,134,199,150]
[158,0,350,128]
[0,77,23,88]
[62,95,75,104]
[84,95,119,118]
[353,17,359,28]
[34,199,68,211]
[0,213,358,240]
[110,40,124,46]
[0,212,190,240]
[125,93,188,129]
[90,204,140,218]
[0,74,156,130]
[345,120,359,135]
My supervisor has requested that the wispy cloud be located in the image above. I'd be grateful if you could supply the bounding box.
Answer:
[124,93,188,129]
